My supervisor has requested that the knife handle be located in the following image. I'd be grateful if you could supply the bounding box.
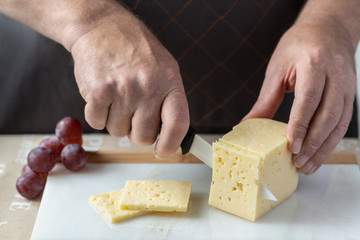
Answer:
[180,126,196,155]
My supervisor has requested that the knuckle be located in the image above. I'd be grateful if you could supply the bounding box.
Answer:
[344,101,354,115]
[79,87,89,100]
[335,121,349,136]
[314,148,329,162]
[170,116,190,133]
[334,111,352,138]
[137,66,181,99]
[107,125,128,138]
[116,78,133,97]
[308,154,326,173]
[117,76,141,98]
[88,83,113,104]
[291,118,309,134]
[85,115,105,130]
[136,70,159,98]
[326,110,340,126]
[300,161,313,174]
[156,142,178,158]
[109,130,128,138]
[305,139,322,154]
[164,65,181,82]
[138,136,157,146]
[129,132,158,146]
[308,46,327,66]
[142,80,157,99]
[89,120,105,130]
[252,97,267,110]
[301,91,320,106]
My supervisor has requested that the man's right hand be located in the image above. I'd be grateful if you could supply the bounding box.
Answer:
[69,5,189,159]
[0,0,190,159]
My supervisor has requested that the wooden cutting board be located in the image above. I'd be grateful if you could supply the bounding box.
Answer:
[82,134,359,165]
[85,150,359,164]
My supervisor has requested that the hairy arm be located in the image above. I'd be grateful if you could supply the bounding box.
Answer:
[0,0,121,50]
[297,0,360,47]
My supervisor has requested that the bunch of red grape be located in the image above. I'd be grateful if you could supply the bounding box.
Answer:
[16,117,88,200]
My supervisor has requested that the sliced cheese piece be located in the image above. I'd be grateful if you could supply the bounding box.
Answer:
[89,189,147,223]
[209,118,299,221]
[120,180,192,212]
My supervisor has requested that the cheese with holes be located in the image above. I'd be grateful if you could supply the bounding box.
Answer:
[120,180,192,212]
[89,190,147,223]
[208,118,299,221]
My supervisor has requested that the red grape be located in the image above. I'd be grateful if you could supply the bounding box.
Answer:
[39,137,64,160]
[22,164,48,181]
[27,147,56,173]
[61,144,87,171]
[16,170,45,199]
[22,164,35,176]
[55,117,83,145]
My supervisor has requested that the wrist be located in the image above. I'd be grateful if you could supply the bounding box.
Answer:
[295,16,356,51]
[295,0,360,50]
[60,0,132,51]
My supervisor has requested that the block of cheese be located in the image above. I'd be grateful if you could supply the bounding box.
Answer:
[208,118,299,221]
[120,180,192,212]
[89,189,147,223]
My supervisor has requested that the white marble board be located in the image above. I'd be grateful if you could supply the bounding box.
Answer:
[31,163,360,240]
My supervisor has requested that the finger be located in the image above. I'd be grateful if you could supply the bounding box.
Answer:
[287,64,326,154]
[128,102,161,146]
[300,95,354,175]
[84,101,110,130]
[293,77,343,168]
[155,89,189,159]
[243,72,285,121]
[106,99,133,137]
[81,78,113,130]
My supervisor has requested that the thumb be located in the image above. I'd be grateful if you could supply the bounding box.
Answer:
[243,74,285,121]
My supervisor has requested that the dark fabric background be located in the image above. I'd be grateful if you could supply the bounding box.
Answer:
[0,0,357,137]
[0,14,90,133]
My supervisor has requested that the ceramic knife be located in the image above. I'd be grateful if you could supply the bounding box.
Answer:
[180,127,278,201]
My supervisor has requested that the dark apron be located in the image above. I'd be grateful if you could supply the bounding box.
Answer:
[0,0,357,136]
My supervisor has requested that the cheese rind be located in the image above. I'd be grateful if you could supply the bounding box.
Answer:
[208,118,299,221]
[89,190,147,223]
[120,180,192,212]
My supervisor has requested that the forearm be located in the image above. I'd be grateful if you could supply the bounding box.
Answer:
[0,0,133,51]
[296,0,360,49]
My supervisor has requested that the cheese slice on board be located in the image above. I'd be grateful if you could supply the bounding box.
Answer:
[120,180,192,212]
[89,189,147,223]
[208,118,299,221]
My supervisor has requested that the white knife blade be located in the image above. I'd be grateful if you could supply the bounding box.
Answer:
[181,127,278,201]
[188,134,213,168]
